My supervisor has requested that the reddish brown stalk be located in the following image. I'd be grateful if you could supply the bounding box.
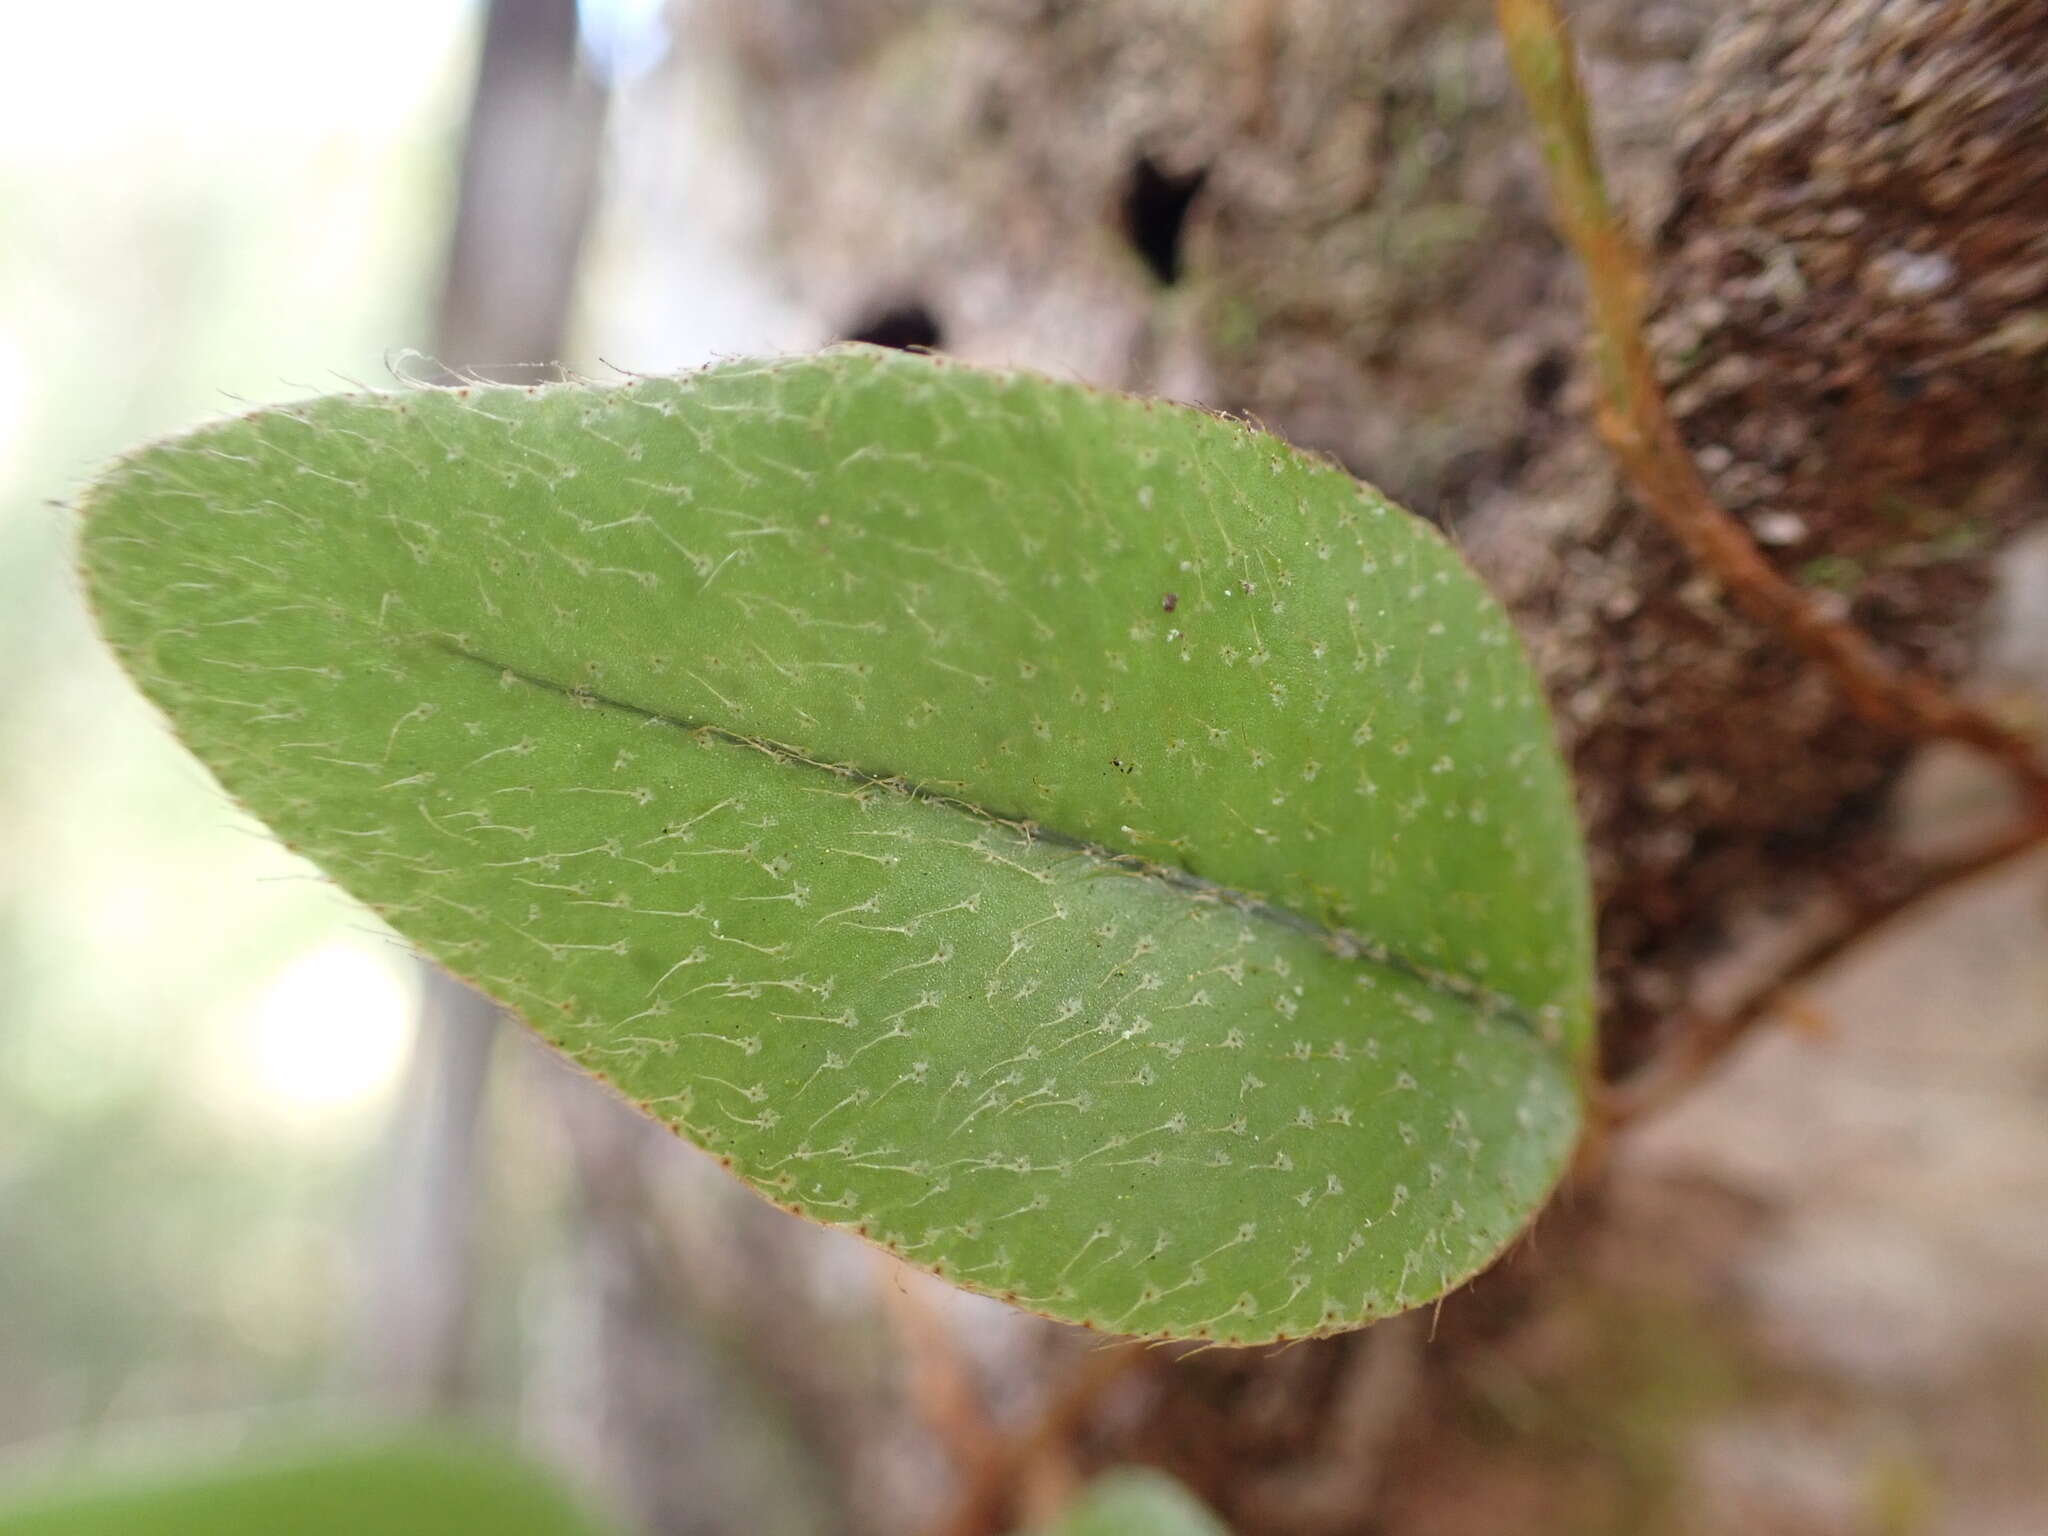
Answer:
[1496,0,2048,804]
[875,1257,1002,1480]
[926,1343,1153,1536]
[1603,806,2048,1125]
[1232,0,1288,134]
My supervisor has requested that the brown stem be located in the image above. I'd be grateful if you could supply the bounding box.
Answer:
[1232,0,1288,134]
[873,1256,1002,1479]
[926,1343,1154,1536]
[1496,0,2048,806]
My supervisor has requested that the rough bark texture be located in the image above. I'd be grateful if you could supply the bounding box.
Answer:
[1562,0,2048,1048]
[621,2,2048,1531]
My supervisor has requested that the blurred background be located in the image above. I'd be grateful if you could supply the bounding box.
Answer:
[0,3,842,1528]
[3,3,2045,1534]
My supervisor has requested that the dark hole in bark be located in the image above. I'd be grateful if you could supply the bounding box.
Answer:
[1525,349,1570,409]
[845,303,943,351]
[1122,154,1208,285]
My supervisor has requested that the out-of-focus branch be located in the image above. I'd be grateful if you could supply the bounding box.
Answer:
[352,967,500,1413]
[1604,804,2048,1125]
[435,0,608,380]
[874,1259,1001,1480]
[1231,0,1288,134]
[1241,1316,1423,1534]
[927,1343,1153,1536]
[356,0,607,1419]
[1497,0,2048,807]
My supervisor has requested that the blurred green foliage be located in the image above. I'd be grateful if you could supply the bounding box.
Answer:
[1032,1470,1231,1536]
[0,1435,615,1536]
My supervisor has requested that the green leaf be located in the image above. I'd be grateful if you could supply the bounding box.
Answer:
[1027,1470,1232,1536]
[0,1436,616,1536]
[79,348,1592,1342]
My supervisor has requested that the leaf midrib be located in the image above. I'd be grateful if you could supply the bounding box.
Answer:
[429,636,1545,1039]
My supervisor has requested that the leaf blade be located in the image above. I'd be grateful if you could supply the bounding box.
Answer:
[81,348,1591,1342]
[1030,1470,1233,1536]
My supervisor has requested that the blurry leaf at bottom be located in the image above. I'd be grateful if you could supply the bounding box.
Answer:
[0,1434,617,1536]
[1030,1469,1232,1536]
